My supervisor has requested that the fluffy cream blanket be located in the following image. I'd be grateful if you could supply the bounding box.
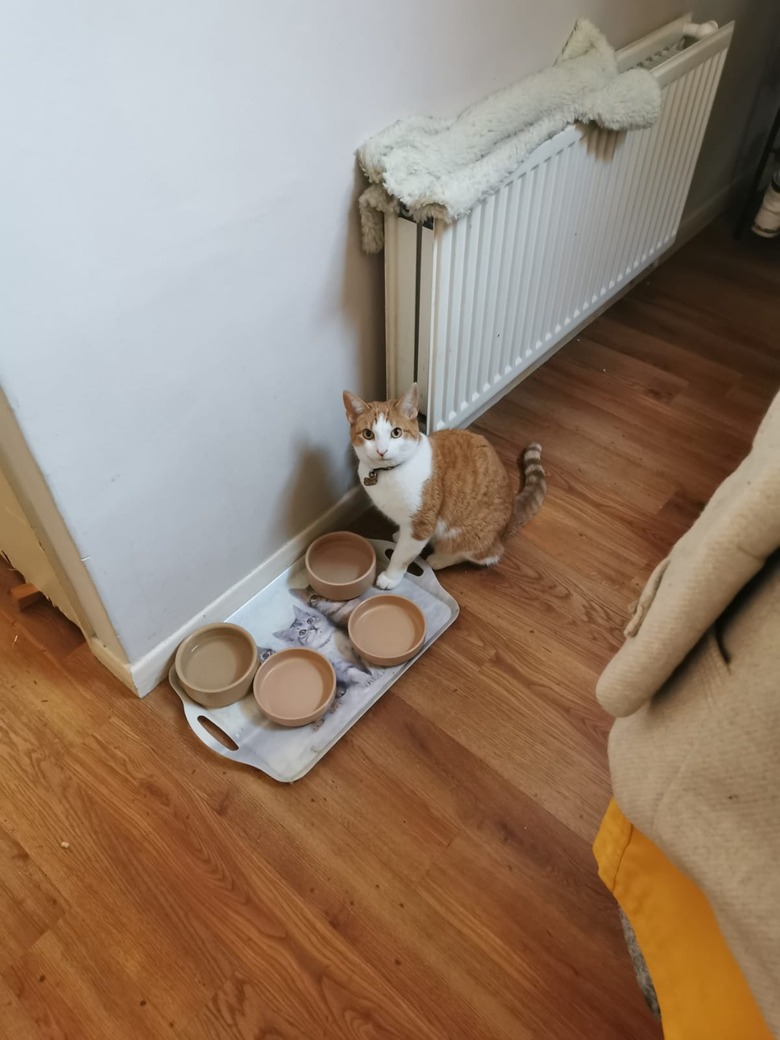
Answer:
[358,20,661,253]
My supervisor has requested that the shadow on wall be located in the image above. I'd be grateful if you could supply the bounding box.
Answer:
[282,442,357,540]
[342,161,385,402]
[273,162,381,548]
[692,0,780,213]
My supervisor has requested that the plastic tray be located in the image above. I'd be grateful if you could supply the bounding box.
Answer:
[169,539,458,781]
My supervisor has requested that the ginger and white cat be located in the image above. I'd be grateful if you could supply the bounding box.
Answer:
[343,383,546,589]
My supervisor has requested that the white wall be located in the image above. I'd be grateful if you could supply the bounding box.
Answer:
[1,0,776,690]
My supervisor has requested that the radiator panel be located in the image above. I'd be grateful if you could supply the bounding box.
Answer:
[385,18,733,431]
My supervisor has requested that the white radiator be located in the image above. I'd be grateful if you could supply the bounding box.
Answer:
[385,14,733,431]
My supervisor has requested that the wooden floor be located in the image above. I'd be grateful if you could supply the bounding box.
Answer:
[1,222,778,1040]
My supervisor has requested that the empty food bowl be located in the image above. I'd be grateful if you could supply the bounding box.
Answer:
[305,531,376,600]
[253,648,336,727]
[174,623,259,708]
[348,594,426,667]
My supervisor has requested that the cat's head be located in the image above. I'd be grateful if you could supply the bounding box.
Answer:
[273,604,322,646]
[342,384,421,468]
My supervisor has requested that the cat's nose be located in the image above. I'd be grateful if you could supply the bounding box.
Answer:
[377,449,387,457]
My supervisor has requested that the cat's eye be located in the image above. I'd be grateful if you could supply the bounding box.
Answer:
[391,427,403,438]
[362,429,374,440]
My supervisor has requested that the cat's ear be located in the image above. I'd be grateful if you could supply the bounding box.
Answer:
[396,383,419,420]
[343,391,368,424]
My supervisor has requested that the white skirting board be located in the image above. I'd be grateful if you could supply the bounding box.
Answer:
[126,485,365,697]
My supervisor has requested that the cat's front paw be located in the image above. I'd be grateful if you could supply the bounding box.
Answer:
[376,570,403,590]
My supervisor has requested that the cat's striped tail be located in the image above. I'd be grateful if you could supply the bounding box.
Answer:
[505,443,546,538]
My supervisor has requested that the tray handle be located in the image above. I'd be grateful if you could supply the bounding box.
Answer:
[169,665,259,766]
[190,714,246,761]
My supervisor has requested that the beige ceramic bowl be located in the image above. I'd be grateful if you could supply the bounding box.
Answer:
[174,623,259,708]
[305,531,376,600]
[253,648,336,727]
[348,594,426,667]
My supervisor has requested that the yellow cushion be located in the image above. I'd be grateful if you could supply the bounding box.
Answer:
[594,800,772,1040]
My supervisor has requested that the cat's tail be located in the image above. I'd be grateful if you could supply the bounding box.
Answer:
[505,443,546,538]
